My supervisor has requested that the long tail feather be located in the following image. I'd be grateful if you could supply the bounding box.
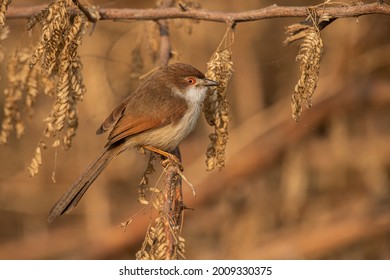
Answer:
[47,145,122,223]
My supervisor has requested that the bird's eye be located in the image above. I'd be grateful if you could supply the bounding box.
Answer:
[187,77,196,85]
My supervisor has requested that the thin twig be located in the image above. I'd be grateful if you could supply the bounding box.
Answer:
[71,0,100,23]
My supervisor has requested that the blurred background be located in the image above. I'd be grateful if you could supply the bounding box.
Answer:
[0,0,390,259]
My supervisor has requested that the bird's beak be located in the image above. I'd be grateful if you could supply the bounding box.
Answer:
[203,78,218,87]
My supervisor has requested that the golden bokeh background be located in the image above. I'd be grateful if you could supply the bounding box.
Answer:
[0,0,389,259]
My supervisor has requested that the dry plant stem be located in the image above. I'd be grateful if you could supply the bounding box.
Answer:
[157,0,184,260]
[136,0,185,260]
[162,160,184,259]
[6,3,390,22]
[164,144,185,259]
[137,152,156,205]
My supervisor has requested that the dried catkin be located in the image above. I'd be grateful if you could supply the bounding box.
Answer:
[284,10,327,121]
[203,27,234,170]
[23,1,88,176]
[0,0,11,27]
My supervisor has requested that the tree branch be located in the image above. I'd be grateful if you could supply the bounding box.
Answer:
[158,0,174,66]
[6,3,390,23]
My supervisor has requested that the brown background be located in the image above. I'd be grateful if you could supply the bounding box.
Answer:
[0,0,389,259]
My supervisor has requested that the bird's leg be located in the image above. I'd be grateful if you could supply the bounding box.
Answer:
[142,145,182,169]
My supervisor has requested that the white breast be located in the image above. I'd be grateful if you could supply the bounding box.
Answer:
[127,86,207,152]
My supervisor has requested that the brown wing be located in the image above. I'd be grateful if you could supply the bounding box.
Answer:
[96,100,127,135]
[105,114,164,147]
[97,92,188,148]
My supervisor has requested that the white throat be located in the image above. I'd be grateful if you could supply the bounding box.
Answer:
[183,85,208,106]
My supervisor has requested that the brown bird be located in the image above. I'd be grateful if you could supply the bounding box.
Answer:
[48,63,218,223]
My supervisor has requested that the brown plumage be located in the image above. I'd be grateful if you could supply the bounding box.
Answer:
[47,63,217,222]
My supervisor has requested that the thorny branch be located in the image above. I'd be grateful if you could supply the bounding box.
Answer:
[6,2,390,23]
